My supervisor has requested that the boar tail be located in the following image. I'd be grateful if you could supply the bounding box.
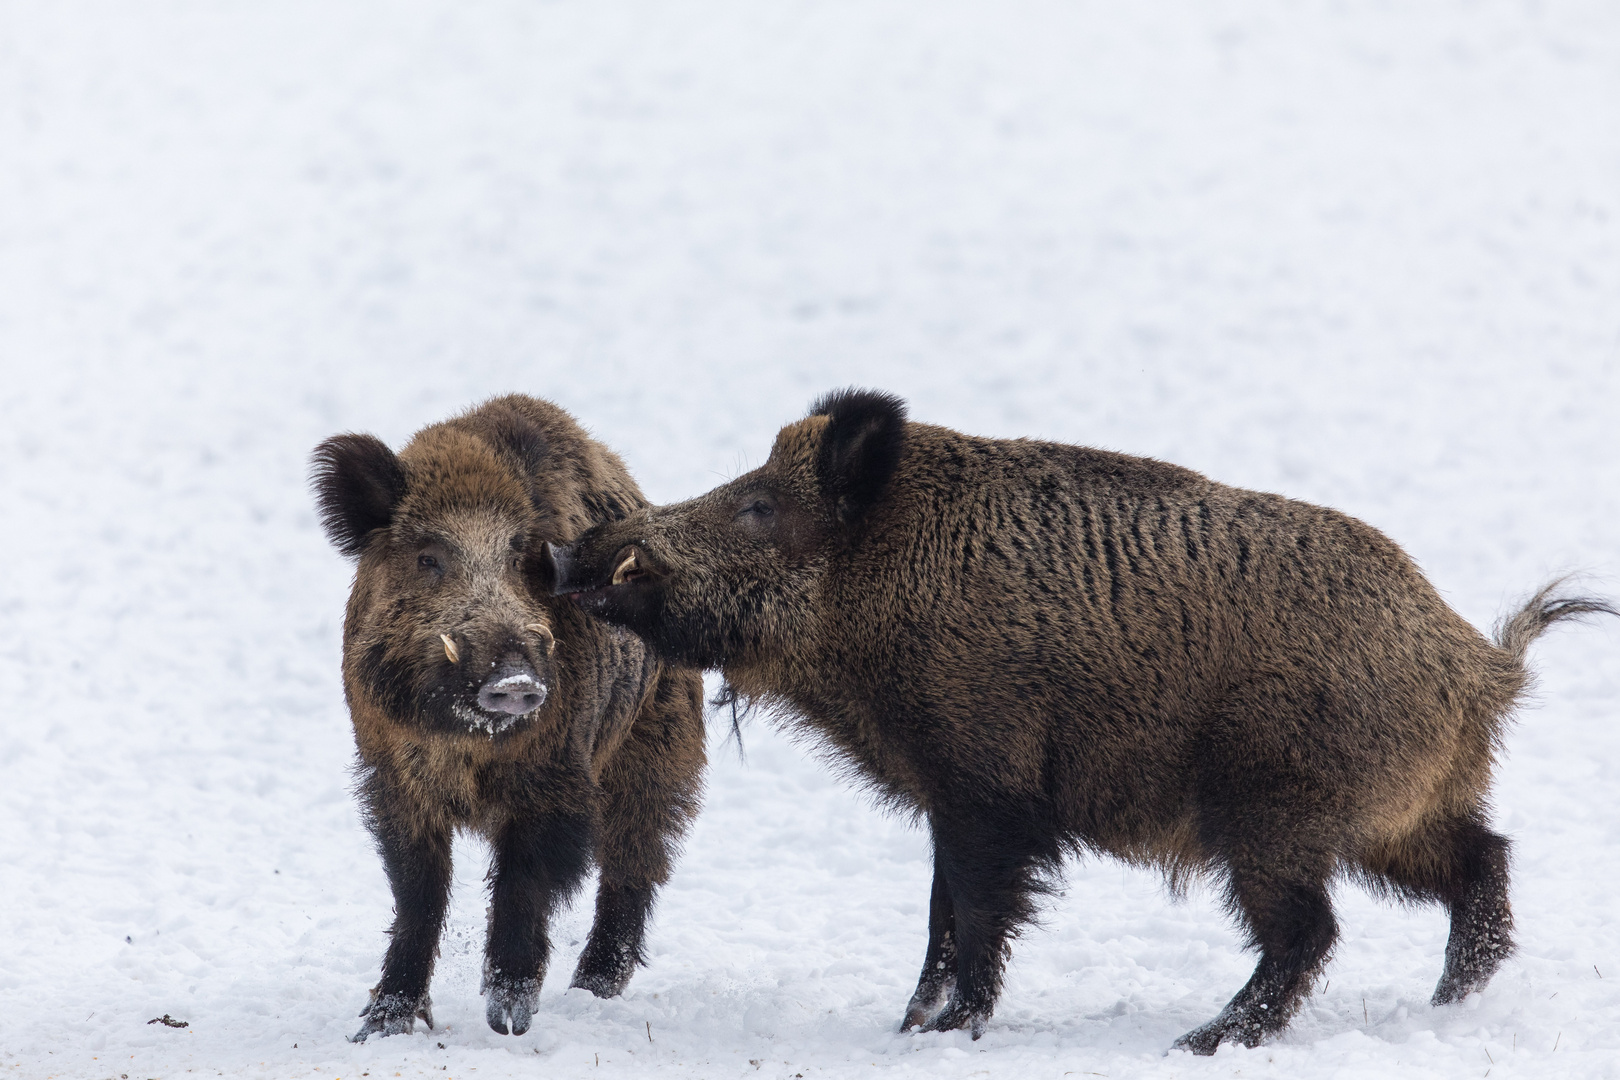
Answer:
[1492,577,1618,667]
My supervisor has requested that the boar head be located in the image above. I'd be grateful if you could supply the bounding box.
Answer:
[549,388,906,671]
[312,415,566,737]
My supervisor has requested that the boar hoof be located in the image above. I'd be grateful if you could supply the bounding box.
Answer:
[568,968,633,999]
[1431,918,1513,1006]
[898,1004,932,1032]
[569,944,636,998]
[1431,960,1502,1007]
[1171,1012,1263,1056]
[1170,1023,1223,1056]
[350,989,433,1042]
[484,976,539,1036]
[917,997,989,1039]
[899,986,954,1031]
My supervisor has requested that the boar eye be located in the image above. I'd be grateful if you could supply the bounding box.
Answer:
[735,498,778,537]
[418,553,441,572]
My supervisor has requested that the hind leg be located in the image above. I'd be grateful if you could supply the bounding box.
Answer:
[1174,865,1338,1055]
[1432,826,1513,1005]
[571,668,705,997]
[1371,814,1514,1005]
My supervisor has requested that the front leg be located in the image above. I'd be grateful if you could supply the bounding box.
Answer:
[352,814,452,1042]
[913,811,1050,1040]
[483,808,596,1035]
[900,852,958,1030]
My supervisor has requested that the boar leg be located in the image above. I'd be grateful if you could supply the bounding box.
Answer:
[1431,822,1514,1005]
[1174,857,1338,1055]
[483,809,595,1036]
[917,813,1050,1039]
[352,817,451,1042]
[899,855,959,1030]
[1362,812,1514,1006]
[572,673,705,997]
[571,882,656,997]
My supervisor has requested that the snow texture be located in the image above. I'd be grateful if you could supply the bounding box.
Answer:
[2,2,1617,1078]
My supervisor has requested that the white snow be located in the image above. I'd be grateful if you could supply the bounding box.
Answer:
[2,2,1617,1078]
[450,701,527,738]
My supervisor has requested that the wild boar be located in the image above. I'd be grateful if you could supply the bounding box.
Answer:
[548,387,1612,1053]
[311,395,705,1041]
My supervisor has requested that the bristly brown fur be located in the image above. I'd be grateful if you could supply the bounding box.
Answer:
[552,386,1614,1053]
[311,395,705,1042]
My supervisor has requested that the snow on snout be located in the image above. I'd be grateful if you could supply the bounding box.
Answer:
[491,672,545,702]
[476,669,547,716]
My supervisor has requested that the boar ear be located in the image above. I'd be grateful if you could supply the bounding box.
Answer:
[809,388,907,526]
[310,434,408,557]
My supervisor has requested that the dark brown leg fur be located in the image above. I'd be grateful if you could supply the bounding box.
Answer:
[1369,815,1515,1006]
[1434,871,1515,1005]
[900,859,959,1030]
[483,807,596,1035]
[1179,719,1341,1055]
[572,883,656,996]
[1174,875,1338,1054]
[571,669,706,998]
[915,811,1054,1039]
[352,799,451,1042]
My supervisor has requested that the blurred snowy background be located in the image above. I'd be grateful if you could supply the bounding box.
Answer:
[1,2,1616,1078]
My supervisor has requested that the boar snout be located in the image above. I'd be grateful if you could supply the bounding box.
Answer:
[545,541,581,595]
[478,655,548,715]
[547,535,669,642]
[548,539,649,595]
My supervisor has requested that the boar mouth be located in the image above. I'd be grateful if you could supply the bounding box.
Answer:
[451,700,531,737]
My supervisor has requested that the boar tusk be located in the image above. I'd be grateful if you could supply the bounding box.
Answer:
[526,622,557,656]
[440,633,460,664]
[610,550,640,586]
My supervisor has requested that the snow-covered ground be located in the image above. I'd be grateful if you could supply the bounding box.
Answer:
[2,3,1617,1077]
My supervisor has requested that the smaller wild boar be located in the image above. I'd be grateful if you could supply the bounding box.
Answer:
[549,388,1613,1053]
[311,395,705,1042]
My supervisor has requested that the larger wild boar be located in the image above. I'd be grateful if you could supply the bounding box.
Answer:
[549,388,1612,1053]
[312,395,705,1042]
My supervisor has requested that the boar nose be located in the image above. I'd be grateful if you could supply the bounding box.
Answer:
[477,656,548,715]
